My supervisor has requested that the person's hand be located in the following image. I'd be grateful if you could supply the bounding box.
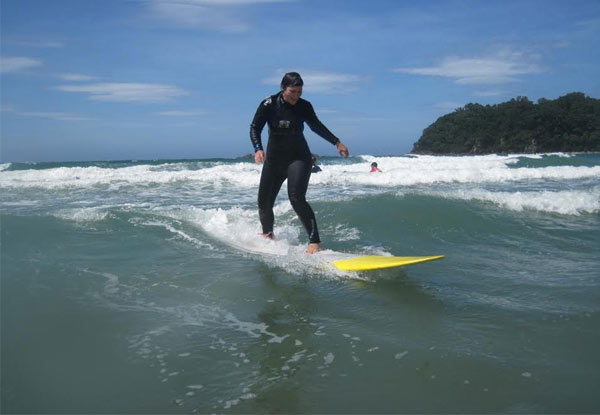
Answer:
[254,150,266,164]
[336,142,349,158]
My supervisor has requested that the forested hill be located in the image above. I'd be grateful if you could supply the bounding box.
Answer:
[411,92,600,154]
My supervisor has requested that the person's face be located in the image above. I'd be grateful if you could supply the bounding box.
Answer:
[282,85,302,105]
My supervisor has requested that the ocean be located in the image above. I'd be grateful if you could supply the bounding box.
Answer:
[1,153,599,414]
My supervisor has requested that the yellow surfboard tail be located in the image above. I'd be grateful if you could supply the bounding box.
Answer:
[331,255,444,272]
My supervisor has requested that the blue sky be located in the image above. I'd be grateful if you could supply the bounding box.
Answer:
[1,0,599,162]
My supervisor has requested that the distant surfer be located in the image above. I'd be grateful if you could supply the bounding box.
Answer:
[250,72,349,254]
[311,155,322,173]
[370,162,382,173]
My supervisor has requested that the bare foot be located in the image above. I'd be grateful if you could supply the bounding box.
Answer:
[305,243,322,254]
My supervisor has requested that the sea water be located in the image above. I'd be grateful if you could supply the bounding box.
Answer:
[1,153,599,413]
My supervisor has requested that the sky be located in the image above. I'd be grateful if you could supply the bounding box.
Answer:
[1,0,599,162]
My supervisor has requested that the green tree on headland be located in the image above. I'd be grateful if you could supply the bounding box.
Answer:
[411,92,600,154]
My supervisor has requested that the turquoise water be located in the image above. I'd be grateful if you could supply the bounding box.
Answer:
[1,153,599,413]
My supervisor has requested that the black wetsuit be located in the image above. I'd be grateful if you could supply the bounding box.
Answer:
[250,92,340,244]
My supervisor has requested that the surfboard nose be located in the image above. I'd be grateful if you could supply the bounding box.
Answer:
[331,255,444,272]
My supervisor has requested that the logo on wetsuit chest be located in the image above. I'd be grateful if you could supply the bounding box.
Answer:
[278,120,291,128]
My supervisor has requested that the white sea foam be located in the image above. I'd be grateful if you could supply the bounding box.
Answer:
[426,188,600,215]
[79,269,121,295]
[136,219,215,249]
[0,163,11,171]
[53,207,111,222]
[165,205,297,256]
[518,152,573,159]
[323,352,335,365]
[310,154,600,188]
[160,205,366,278]
[3,155,598,220]
[328,224,361,241]
[1,155,598,190]
[0,162,262,189]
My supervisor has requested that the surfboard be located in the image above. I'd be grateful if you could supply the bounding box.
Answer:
[330,255,444,271]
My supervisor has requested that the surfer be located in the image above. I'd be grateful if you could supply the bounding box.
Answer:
[370,162,382,173]
[250,72,349,254]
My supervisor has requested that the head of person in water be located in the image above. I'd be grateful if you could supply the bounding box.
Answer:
[371,162,378,168]
[281,72,303,105]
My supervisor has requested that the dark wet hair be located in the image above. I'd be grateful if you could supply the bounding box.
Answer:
[371,162,378,167]
[281,72,304,88]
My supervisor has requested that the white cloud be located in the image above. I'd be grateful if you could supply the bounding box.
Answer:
[262,70,363,94]
[576,18,600,34]
[1,106,90,121]
[314,107,341,114]
[19,111,92,121]
[1,56,42,74]
[146,0,292,32]
[16,40,65,48]
[0,104,17,113]
[553,40,571,49]
[55,82,189,103]
[158,109,209,116]
[394,50,543,85]
[165,0,291,4]
[472,89,505,97]
[56,73,97,81]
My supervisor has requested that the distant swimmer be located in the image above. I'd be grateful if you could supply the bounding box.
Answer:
[311,155,322,173]
[370,162,382,173]
[250,72,349,254]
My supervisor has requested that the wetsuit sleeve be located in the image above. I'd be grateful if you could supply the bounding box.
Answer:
[304,102,340,146]
[250,100,269,152]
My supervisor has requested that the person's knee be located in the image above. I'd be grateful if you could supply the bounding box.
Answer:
[288,191,306,208]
